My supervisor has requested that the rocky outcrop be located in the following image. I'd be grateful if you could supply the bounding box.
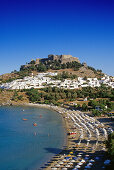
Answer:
[47,54,80,64]
[25,54,80,66]
[35,58,40,64]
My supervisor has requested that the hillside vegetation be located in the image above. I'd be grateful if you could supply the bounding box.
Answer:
[20,59,103,77]
[0,84,114,117]
[19,85,114,116]
[105,132,114,169]
[0,56,104,84]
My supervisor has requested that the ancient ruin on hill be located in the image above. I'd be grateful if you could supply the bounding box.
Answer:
[35,54,80,64]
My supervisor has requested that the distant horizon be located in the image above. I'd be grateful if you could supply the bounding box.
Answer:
[0,0,114,76]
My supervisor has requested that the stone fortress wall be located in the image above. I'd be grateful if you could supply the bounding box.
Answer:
[35,54,80,64]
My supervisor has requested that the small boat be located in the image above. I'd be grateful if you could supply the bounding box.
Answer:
[22,118,28,121]
[68,132,77,135]
[33,123,37,126]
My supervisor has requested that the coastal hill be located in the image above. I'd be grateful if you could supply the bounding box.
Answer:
[0,54,113,114]
[0,54,104,83]
[34,54,80,64]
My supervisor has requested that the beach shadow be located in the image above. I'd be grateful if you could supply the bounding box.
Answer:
[44,147,63,154]
[97,117,114,128]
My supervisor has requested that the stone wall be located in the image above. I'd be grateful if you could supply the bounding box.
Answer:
[32,54,80,65]
[61,55,80,64]
[35,59,40,64]
[47,54,80,64]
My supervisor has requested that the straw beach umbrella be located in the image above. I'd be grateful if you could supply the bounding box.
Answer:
[85,154,89,157]
[75,165,81,168]
[81,159,86,163]
[87,163,93,166]
[68,162,73,165]
[65,164,71,167]
[89,159,95,163]
[71,160,75,162]
[62,159,67,162]
[55,164,60,167]
[58,161,64,165]
[51,168,57,170]
[77,154,82,157]
[78,162,83,165]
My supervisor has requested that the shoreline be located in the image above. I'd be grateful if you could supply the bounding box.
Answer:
[23,103,69,148]
[13,103,71,169]
[0,103,68,170]
[21,103,70,170]
[23,103,112,170]
[1,103,113,169]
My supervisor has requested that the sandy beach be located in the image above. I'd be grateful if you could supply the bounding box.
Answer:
[20,103,113,170]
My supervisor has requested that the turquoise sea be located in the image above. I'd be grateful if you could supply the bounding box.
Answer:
[0,106,66,170]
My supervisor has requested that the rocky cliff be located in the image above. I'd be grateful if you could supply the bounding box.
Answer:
[46,54,80,64]
[32,54,80,65]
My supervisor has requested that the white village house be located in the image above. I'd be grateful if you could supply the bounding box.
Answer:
[0,73,114,90]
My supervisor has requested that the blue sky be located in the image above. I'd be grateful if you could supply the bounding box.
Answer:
[0,0,114,76]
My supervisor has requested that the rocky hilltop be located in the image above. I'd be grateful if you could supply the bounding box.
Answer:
[20,54,104,78]
[51,54,79,63]
[35,54,80,64]
[0,54,104,84]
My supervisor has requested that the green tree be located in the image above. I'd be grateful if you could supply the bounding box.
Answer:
[105,132,114,168]
[92,109,101,116]
[60,92,66,99]
[67,92,72,99]
[47,87,52,93]
[82,103,88,111]
[17,95,23,100]
[37,64,47,72]
[72,92,77,99]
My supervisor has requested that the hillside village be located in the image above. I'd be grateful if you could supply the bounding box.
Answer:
[0,54,106,84]
[0,72,114,90]
[0,54,114,90]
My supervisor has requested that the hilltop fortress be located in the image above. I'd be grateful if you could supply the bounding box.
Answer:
[35,54,80,64]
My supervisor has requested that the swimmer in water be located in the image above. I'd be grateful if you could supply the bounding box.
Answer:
[34,132,37,136]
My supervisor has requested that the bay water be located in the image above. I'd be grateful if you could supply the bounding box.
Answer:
[0,106,66,170]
